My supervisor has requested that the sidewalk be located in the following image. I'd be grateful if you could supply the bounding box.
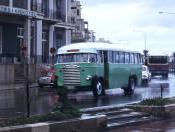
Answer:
[109,118,175,131]
[0,83,38,90]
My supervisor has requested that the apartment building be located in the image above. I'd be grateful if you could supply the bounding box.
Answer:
[0,0,74,83]
[71,0,94,43]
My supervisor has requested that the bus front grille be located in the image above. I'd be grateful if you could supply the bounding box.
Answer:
[63,65,80,85]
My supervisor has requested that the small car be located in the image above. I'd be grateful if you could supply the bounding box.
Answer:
[142,65,151,84]
[38,69,56,88]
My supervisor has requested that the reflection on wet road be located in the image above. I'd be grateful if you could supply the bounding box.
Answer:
[68,74,175,109]
[1,74,175,118]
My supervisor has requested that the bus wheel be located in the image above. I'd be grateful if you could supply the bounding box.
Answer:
[92,77,104,98]
[124,78,135,96]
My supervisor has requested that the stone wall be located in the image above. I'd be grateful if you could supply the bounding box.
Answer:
[0,64,45,84]
[0,64,14,83]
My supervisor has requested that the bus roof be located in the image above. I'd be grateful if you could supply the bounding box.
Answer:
[57,42,140,54]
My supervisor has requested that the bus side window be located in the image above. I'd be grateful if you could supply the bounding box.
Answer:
[125,52,130,64]
[114,51,119,63]
[97,50,103,63]
[97,54,101,63]
[108,51,113,63]
[134,53,138,64]
[130,53,134,64]
[119,52,125,63]
[138,54,141,64]
[139,54,142,64]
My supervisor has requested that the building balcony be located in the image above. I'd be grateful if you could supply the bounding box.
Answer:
[0,0,9,6]
[13,0,27,9]
[31,2,42,13]
[71,31,86,42]
[42,8,65,22]
[68,16,76,24]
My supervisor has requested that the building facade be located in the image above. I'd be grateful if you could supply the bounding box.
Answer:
[0,0,74,83]
[71,0,94,43]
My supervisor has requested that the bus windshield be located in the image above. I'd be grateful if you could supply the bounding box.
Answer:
[57,53,97,63]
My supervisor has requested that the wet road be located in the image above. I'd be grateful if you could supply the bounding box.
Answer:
[1,74,175,117]
[68,74,175,109]
[109,118,175,132]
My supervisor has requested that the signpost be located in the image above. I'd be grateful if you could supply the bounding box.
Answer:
[21,45,30,117]
[50,47,56,64]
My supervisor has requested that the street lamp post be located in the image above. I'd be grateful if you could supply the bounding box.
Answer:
[133,30,148,65]
[133,30,147,51]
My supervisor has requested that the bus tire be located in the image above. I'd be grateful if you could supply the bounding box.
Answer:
[124,78,135,96]
[91,77,104,98]
[99,77,106,96]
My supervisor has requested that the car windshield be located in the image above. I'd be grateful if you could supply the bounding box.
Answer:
[57,53,97,63]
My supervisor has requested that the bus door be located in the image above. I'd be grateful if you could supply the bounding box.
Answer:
[103,51,109,89]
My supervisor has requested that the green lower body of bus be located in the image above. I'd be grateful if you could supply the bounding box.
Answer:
[54,63,142,92]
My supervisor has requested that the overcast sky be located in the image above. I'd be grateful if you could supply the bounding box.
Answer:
[80,0,175,55]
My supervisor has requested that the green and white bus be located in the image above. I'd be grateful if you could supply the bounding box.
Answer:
[54,42,142,97]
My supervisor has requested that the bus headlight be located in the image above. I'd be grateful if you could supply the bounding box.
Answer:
[86,75,92,81]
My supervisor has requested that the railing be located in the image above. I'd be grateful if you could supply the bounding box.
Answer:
[0,57,15,64]
[13,0,27,9]
[67,16,76,24]
[0,55,56,64]
[42,8,65,22]
[30,55,57,64]
[31,2,42,13]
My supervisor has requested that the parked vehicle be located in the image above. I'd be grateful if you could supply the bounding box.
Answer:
[142,65,151,84]
[148,55,169,78]
[54,42,142,97]
[38,68,56,88]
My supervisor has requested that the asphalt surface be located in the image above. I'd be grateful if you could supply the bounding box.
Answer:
[69,74,175,109]
[1,74,175,118]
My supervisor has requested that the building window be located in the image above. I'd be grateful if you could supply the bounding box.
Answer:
[77,9,80,16]
[13,0,27,9]
[42,32,48,63]
[42,0,49,17]
[31,0,42,12]
[0,26,2,54]
[17,27,24,38]
[0,0,9,6]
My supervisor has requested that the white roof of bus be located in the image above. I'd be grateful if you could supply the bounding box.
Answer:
[57,42,140,54]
